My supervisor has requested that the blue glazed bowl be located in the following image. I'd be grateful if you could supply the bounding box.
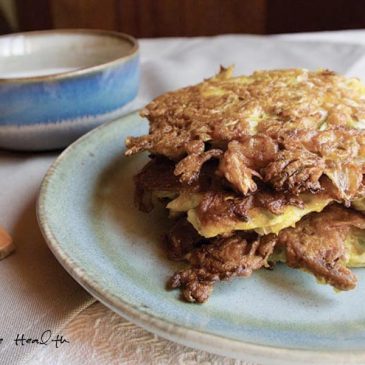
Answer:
[0,29,139,150]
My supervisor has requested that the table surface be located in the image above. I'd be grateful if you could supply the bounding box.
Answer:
[2,30,365,365]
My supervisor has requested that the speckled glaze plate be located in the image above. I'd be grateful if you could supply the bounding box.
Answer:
[38,112,365,365]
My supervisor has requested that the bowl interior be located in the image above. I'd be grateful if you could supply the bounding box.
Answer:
[0,31,136,79]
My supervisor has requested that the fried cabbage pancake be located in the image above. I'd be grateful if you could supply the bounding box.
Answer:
[169,205,365,302]
[126,67,365,302]
[269,204,365,291]
[169,234,276,303]
[128,68,365,201]
[126,68,365,159]
[271,226,365,268]
[167,192,332,237]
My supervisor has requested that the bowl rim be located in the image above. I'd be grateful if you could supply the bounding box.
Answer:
[0,28,139,84]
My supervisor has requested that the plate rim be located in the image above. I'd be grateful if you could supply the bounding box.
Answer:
[37,111,365,365]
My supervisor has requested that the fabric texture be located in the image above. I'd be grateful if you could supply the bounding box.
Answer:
[1,30,365,365]
[29,302,256,365]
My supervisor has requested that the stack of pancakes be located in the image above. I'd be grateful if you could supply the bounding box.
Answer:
[126,67,365,303]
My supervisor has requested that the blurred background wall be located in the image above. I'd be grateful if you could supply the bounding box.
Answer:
[0,0,16,33]
[1,0,365,36]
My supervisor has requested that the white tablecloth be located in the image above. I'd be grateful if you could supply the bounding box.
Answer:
[2,30,365,365]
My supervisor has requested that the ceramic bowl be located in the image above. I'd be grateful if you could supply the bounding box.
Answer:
[0,29,139,151]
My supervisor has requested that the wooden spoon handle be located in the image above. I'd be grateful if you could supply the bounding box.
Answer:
[0,226,15,260]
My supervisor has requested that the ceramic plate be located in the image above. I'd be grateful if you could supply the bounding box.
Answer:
[38,112,365,365]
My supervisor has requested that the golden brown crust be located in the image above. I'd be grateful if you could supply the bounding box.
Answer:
[126,68,365,159]
[174,149,222,185]
[194,189,304,228]
[277,204,365,291]
[218,136,278,195]
[169,234,276,303]
[263,145,325,195]
[263,128,365,200]
[128,68,365,201]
